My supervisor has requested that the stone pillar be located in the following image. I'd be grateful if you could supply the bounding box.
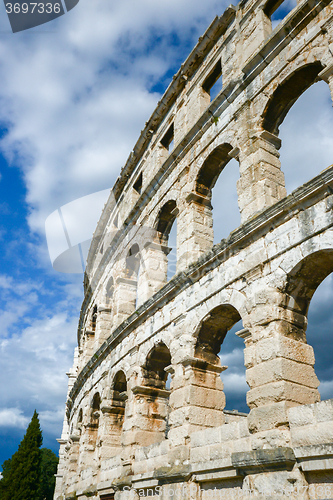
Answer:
[237,131,286,222]
[167,357,227,447]
[243,294,320,441]
[66,431,80,490]
[94,305,113,348]
[97,394,127,460]
[177,194,214,271]
[82,330,95,366]
[122,384,170,450]
[136,241,169,307]
[113,277,137,328]
[319,64,333,104]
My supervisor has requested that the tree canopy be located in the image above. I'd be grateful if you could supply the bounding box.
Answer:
[0,411,58,500]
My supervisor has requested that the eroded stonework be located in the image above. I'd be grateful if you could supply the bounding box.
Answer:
[54,0,333,497]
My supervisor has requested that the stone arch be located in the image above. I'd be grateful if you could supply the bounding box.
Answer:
[107,369,128,447]
[143,341,172,389]
[195,143,234,197]
[105,276,114,306]
[91,304,97,332]
[125,243,140,279]
[154,199,178,278]
[262,62,324,135]
[194,304,242,363]
[285,249,333,319]
[155,200,177,245]
[91,392,101,422]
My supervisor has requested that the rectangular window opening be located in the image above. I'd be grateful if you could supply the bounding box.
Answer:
[265,0,297,28]
[202,60,222,102]
[161,123,174,151]
[133,172,143,194]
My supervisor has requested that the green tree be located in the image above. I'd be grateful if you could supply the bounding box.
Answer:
[39,448,58,500]
[0,410,43,500]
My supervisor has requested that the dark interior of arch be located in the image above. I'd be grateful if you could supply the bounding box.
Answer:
[156,200,177,244]
[196,144,234,197]
[106,276,114,302]
[126,243,140,278]
[262,62,324,135]
[113,370,127,394]
[285,250,333,316]
[195,304,241,361]
[92,392,101,411]
[144,342,171,388]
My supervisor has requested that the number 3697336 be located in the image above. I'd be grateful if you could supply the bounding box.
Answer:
[5,2,61,13]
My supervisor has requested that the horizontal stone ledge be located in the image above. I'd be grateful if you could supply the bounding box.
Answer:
[132,385,170,398]
[132,477,160,489]
[231,447,296,472]
[153,464,191,482]
[299,457,333,471]
[294,442,333,458]
[193,467,241,482]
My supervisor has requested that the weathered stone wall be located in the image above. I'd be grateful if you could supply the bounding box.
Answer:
[54,0,333,498]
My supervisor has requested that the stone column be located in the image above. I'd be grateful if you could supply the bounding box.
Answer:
[237,131,286,223]
[113,277,137,328]
[177,194,214,271]
[319,64,333,104]
[136,241,169,307]
[122,384,170,450]
[243,292,320,441]
[97,394,127,460]
[66,431,80,490]
[167,357,227,447]
[94,305,113,348]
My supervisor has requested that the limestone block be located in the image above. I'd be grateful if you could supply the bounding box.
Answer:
[247,381,320,407]
[290,421,333,447]
[288,404,317,427]
[190,445,210,463]
[246,358,319,389]
[248,401,297,432]
[169,385,225,410]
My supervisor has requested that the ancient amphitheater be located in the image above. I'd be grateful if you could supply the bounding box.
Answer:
[54,0,333,497]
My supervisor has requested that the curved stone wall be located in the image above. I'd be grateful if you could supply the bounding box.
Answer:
[54,0,333,497]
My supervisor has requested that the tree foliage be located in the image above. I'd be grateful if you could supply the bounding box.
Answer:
[0,410,58,500]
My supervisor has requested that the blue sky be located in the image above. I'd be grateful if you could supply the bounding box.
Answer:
[0,0,333,470]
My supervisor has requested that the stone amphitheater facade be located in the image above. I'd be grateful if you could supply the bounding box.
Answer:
[54,0,333,497]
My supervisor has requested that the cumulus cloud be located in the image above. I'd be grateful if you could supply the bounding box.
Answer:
[0,408,29,429]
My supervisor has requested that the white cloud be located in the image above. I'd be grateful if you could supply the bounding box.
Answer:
[0,408,29,429]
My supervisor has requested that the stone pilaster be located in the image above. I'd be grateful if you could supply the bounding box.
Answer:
[244,296,320,441]
[167,357,226,447]
[237,131,286,222]
[98,394,127,460]
[177,194,214,271]
[113,277,138,328]
[122,384,170,450]
[136,241,168,307]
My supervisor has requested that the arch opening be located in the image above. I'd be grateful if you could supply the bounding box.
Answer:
[277,79,333,193]
[143,342,172,389]
[285,250,333,400]
[156,200,178,280]
[142,342,172,440]
[196,144,234,197]
[262,62,324,136]
[195,304,248,413]
[110,370,128,437]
